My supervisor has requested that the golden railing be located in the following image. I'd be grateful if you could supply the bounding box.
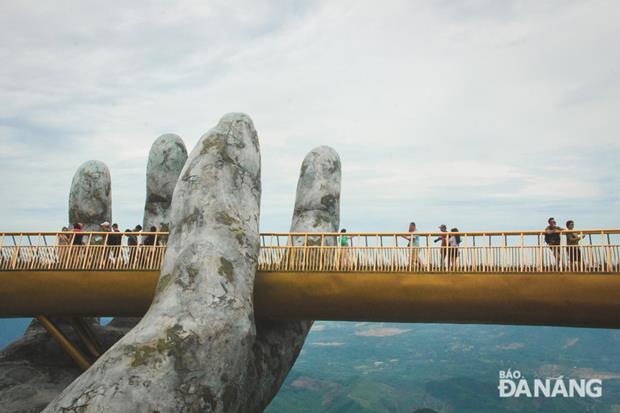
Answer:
[1,230,619,273]
[0,232,166,271]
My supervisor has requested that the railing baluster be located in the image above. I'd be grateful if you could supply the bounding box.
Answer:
[1,230,620,275]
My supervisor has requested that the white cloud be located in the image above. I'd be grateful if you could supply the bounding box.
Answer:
[311,342,345,347]
[0,0,619,231]
[355,327,410,337]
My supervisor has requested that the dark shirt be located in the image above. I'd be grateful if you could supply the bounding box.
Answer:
[127,233,138,246]
[72,230,83,245]
[142,235,156,246]
[545,225,563,245]
[108,230,122,246]
[566,231,582,246]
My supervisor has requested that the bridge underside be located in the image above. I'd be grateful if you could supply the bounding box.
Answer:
[1,271,619,329]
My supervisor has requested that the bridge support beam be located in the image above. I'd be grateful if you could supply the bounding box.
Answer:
[70,317,103,359]
[35,316,92,371]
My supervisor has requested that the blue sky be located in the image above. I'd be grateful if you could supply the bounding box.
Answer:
[1,0,618,233]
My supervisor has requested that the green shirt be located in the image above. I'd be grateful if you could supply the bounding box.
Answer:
[566,232,582,246]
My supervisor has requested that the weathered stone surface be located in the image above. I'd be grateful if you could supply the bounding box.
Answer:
[116,135,187,336]
[0,138,189,413]
[44,113,262,412]
[143,134,188,232]
[2,126,341,412]
[244,146,341,411]
[68,160,112,231]
[0,160,116,413]
[0,319,132,413]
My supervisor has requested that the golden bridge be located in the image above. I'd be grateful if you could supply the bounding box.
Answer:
[1,229,619,369]
[1,229,619,325]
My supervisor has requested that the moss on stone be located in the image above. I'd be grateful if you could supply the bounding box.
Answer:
[218,258,234,282]
[157,273,174,293]
[215,212,236,226]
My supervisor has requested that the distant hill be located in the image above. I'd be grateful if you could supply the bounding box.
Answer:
[266,322,620,412]
[3,319,620,412]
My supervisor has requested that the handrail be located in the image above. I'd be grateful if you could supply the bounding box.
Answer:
[1,230,618,273]
[261,229,620,236]
[1,229,620,236]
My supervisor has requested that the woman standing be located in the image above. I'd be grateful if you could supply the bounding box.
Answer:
[402,222,422,270]
[57,226,71,266]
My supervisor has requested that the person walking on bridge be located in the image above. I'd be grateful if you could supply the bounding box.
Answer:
[108,223,122,262]
[57,226,71,266]
[98,222,112,266]
[71,222,84,246]
[338,228,350,269]
[141,226,158,268]
[127,225,142,268]
[544,217,563,268]
[401,222,422,270]
[434,224,448,269]
[448,228,462,270]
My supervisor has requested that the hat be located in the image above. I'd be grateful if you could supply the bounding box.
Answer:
[101,221,110,227]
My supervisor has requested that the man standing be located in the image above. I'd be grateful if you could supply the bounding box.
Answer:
[127,225,142,267]
[108,223,123,262]
[141,226,158,268]
[544,217,563,267]
[565,220,583,270]
[98,222,112,265]
[434,224,449,268]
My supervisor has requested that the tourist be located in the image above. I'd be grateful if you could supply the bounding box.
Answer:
[401,222,422,269]
[141,226,158,268]
[159,223,170,246]
[58,226,71,246]
[565,220,583,270]
[544,217,563,267]
[402,222,420,247]
[434,224,448,267]
[127,225,142,267]
[98,221,112,264]
[69,223,85,266]
[142,226,158,246]
[108,223,123,261]
[72,222,84,246]
[57,226,71,266]
[339,228,349,269]
[448,228,461,269]
[127,225,142,247]
[99,221,112,241]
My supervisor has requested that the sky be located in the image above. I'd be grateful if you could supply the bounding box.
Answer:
[1,0,619,233]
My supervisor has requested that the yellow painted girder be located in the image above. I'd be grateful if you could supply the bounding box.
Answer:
[1,270,619,329]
